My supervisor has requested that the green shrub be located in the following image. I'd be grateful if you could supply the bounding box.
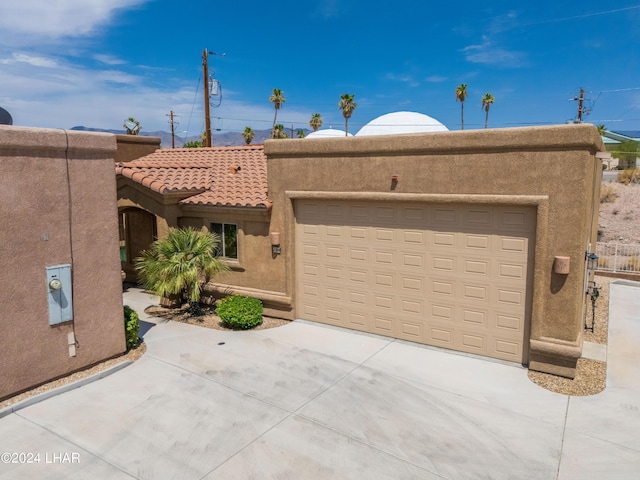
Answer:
[217,295,263,330]
[123,305,140,349]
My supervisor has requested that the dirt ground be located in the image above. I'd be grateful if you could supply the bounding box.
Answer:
[598,181,640,244]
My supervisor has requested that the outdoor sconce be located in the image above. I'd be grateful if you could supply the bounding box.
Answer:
[585,252,599,271]
[391,174,399,181]
[271,232,281,255]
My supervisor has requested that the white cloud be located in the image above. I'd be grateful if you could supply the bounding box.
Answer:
[0,0,149,42]
[426,75,448,83]
[462,37,526,67]
[386,73,420,88]
[94,54,127,66]
[0,53,58,68]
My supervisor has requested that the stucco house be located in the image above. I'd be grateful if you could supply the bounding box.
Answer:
[116,123,604,379]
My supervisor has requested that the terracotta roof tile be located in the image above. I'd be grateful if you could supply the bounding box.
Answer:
[116,145,270,208]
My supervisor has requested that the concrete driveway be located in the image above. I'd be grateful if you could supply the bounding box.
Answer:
[1,282,639,479]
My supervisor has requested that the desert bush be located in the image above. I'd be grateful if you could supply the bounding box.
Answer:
[600,184,619,203]
[217,295,263,330]
[617,168,640,185]
[625,256,640,272]
[124,305,140,349]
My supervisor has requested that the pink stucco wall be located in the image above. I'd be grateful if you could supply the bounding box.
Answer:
[0,126,126,400]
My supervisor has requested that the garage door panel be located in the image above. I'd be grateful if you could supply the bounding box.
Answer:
[296,200,534,363]
[460,332,487,353]
[427,323,455,347]
[431,254,456,273]
[373,315,394,335]
[461,307,489,328]
[429,277,456,297]
[494,339,521,360]
[398,320,423,341]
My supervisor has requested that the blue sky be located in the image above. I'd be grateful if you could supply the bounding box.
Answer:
[1,1,639,138]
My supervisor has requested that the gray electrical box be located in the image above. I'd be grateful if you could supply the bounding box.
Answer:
[46,264,73,325]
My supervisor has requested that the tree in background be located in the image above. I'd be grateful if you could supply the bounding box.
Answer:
[610,140,639,169]
[297,129,306,138]
[183,131,206,148]
[597,124,607,136]
[481,93,494,129]
[123,117,142,135]
[339,94,357,136]
[272,124,288,139]
[269,88,285,138]
[309,113,323,132]
[242,126,255,145]
[135,228,229,313]
[455,84,468,130]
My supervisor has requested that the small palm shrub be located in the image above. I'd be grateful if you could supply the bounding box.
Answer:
[599,184,619,203]
[135,228,229,309]
[217,295,263,330]
[123,305,140,349]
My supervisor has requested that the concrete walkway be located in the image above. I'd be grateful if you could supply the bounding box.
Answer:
[0,282,639,479]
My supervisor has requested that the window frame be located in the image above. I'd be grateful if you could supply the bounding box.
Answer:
[210,222,239,261]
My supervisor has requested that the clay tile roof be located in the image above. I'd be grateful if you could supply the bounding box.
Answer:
[115,145,271,209]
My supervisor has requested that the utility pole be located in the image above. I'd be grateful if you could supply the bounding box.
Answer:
[166,110,177,148]
[202,49,212,147]
[577,87,585,123]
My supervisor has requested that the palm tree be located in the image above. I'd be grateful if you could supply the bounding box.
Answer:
[269,88,285,138]
[481,93,495,129]
[242,126,255,145]
[339,94,357,136]
[309,113,323,132]
[297,129,306,138]
[123,117,142,135]
[272,124,288,139]
[597,124,607,136]
[135,228,229,311]
[455,84,468,130]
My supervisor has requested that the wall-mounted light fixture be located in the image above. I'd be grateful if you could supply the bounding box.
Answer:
[271,232,281,255]
[585,252,599,271]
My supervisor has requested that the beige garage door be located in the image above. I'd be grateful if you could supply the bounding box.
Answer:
[295,200,536,363]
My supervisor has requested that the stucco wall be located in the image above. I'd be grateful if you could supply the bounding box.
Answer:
[115,134,161,163]
[0,126,126,400]
[117,184,289,316]
[264,124,603,377]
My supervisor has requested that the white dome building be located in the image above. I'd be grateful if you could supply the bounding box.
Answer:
[356,111,448,136]
[305,128,353,138]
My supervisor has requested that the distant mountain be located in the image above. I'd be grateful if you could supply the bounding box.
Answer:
[70,126,311,148]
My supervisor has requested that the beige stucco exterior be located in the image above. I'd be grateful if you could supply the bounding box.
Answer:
[0,126,126,400]
[115,124,602,378]
[115,134,161,163]
[264,124,603,378]
[116,183,289,316]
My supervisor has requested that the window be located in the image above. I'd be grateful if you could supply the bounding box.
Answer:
[211,223,238,260]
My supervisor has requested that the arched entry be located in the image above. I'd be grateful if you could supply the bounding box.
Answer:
[119,207,157,282]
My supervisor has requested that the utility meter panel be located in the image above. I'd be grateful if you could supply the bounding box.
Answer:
[46,264,73,325]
